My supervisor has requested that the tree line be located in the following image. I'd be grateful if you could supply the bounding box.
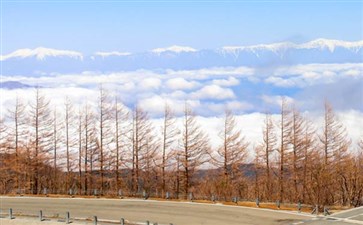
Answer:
[0,87,362,207]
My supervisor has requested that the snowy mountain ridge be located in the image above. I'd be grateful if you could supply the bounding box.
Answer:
[0,47,83,61]
[220,38,363,57]
[2,38,362,61]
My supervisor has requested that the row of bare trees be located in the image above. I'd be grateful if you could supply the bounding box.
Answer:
[0,88,362,207]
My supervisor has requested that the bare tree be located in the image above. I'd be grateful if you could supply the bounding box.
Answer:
[160,103,178,197]
[7,96,27,191]
[253,146,263,200]
[320,102,350,166]
[82,102,97,194]
[289,107,305,202]
[359,138,363,152]
[277,98,291,202]
[301,118,316,203]
[97,86,112,193]
[52,106,62,192]
[0,117,7,151]
[113,96,129,192]
[257,112,276,200]
[141,129,159,194]
[131,106,158,194]
[77,106,83,193]
[211,110,248,196]
[29,88,53,194]
[319,101,351,205]
[180,103,210,198]
[64,97,77,193]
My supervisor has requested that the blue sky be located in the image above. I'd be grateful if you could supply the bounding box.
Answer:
[2,1,362,53]
[1,1,362,145]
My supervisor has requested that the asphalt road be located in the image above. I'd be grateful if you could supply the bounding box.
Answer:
[0,197,313,225]
[291,206,363,225]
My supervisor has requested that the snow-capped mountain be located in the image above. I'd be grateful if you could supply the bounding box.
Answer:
[94,51,131,58]
[220,38,363,57]
[1,39,362,76]
[0,47,83,61]
[151,45,198,54]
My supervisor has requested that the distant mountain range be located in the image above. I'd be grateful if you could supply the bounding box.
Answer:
[1,38,362,76]
[0,81,34,89]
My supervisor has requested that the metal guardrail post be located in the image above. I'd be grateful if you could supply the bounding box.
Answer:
[297,202,302,213]
[166,192,170,200]
[9,208,13,219]
[118,189,123,198]
[69,189,74,198]
[120,218,125,225]
[311,205,318,215]
[93,216,98,225]
[143,190,148,200]
[66,211,70,224]
[232,196,237,204]
[276,200,280,209]
[324,206,330,216]
[256,198,260,207]
[39,210,43,221]
[189,192,193,201]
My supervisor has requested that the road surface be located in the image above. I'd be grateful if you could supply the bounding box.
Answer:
[291,206,363,225]
[0,196,313,225]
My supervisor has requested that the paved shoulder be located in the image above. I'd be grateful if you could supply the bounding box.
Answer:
[0,197,313,225]
[291,207,363,225]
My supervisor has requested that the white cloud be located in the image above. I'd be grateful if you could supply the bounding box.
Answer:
[137,95,167,115]
[2,63,361,119]
[1,66,255,90]
[120,82,135,91]
[337,110,363,150]
[165,78,199,90]
[167,90,188,99]
[0,87,98,114]
[199,101,254,115]
[260,95,294,107]
[191,85,235,100]
[0,47,83,61]
[265,63,363,87]
[164,66,254,80]
[138,95,200,116]
[265,76,297,87]
[139,78,162,90]
[212,77,240,86]
[225,100,254,112]
[343,69,361,77]
[195,113,267,157]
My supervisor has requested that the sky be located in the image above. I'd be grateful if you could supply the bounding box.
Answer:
[1,1,362,54]
[1,0,362,149]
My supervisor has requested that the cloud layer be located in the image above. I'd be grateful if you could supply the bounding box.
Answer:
[1,38,362,151]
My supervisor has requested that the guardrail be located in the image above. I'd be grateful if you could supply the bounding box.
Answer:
[0,208,174,225]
